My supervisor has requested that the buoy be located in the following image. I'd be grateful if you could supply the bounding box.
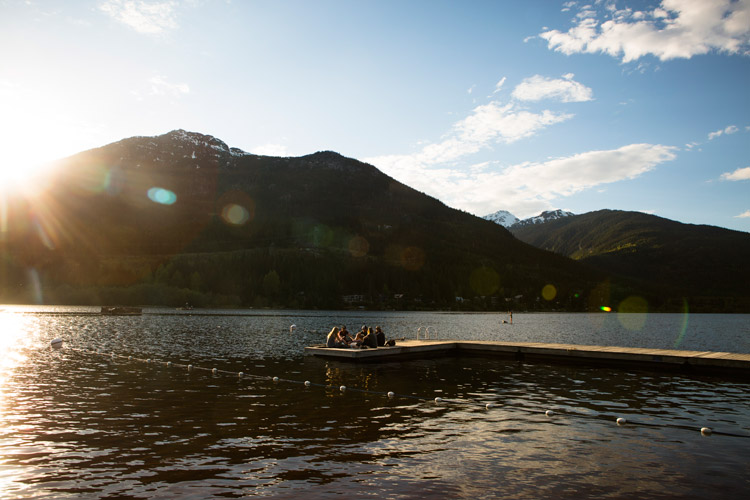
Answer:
[545,410,554,417]
[701,427,712,436]
[50,338,63,349]
[616,417,627,425]
[387,391,395,398]
[340,385,346,392]
[212,368,218,375]
[128,356,132,360]
[166,361,172,367]
[238,372,244,378]
[188,364,193,371]
[290,324,297,333]
[146,358,151,363]
[272,376,279,382]
[486,403,495,410]
[304,380,311,387]
[434,397,443,403]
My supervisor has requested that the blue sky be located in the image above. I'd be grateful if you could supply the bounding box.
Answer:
[1,0,748,231]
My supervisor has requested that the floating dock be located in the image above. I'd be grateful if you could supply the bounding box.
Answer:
[305,340,750,376]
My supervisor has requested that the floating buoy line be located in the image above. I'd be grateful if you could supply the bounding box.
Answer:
[50,338,749,440]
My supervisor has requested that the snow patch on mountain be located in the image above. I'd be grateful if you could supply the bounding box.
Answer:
[483,210,520,228]
[514,209,575,227]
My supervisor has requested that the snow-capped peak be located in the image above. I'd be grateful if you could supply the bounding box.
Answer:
[483,210,520,228]
[514,209,574,227]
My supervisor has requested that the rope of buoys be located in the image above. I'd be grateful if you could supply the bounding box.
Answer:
[50,339,749,439]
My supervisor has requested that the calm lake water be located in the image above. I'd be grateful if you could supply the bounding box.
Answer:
[1,306,748,499]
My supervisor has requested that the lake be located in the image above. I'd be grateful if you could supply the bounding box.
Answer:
[1,306,748,499]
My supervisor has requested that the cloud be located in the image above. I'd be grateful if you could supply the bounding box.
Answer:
[540,0,750,62]
[493,77,507,94]
[720,166,750,181]
[708,124,739,140]
[368,100,572,171]
[99,0,178,35]
[368,142,676,217]
[251,143,289,156]
[148,75,189,97]
[511,74,593,102]
[735,210,750,218]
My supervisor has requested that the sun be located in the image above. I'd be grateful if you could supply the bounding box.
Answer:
[0,151,56,196]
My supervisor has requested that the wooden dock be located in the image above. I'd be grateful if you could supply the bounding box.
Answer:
[305,340,750,376]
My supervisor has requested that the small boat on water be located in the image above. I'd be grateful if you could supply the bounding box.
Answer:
[100,306,142,315]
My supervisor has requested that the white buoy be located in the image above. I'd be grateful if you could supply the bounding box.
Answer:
[304,380,311,387]
[701,427,712,436]
[486,403,495,410]
[340,385,346,392]
[166,361,172,367]
[387,391,395,398]
[273,376,280,382]
[616,417,627,425]
[290,324,297,333]
[238,372,244,378]
[128,356,133,360]
[212,368,218,375]
[50,338,63,349]
[545,410,554,417]
[188,364,193,371]
[146,358,151,363]
[434,397,443,403]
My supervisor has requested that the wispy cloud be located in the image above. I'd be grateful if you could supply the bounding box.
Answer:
[493,77,507,94]
[736,210,750,218]
[251,143,289,156]
[148,75,189,97]
[368,143,676,217]
[99,0,178,35]
[720,166,750,181]
[365,72,676,217]
[708,124,740,140]
[540,0,750,62]
[512,74,593,102]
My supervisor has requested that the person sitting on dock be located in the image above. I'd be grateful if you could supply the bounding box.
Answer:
[375,326,385,346]
[326,326,346,348]
[340,326,353,345]
[351,329,365,346]
[362,327,378,348]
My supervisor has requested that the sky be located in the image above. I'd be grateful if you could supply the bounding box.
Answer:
[1,0,749,231]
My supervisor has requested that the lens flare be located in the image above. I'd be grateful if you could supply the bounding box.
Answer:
[470,266,499,296]
[600,306,612,312]
[402,246,425,271]
[673,298,690,349]
[348,235,369,257]
[147,187,177,205]
[26,268,43,304]
[617,295,648,330]
[542,284,557,301]
[221,204,250,225]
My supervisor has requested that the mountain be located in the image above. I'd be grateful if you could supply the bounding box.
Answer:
[483,210,519,228]
[483,209,574,228]
[510,209,750,311]
[0,130,608,310]
[513,209,574,228]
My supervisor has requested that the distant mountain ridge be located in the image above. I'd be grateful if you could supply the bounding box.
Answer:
[1,129,746,312]
[0,129,607,311]
[483,209,574,228]
[510,209,750,310]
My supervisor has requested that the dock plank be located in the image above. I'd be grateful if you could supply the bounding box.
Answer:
[305,340,750,376]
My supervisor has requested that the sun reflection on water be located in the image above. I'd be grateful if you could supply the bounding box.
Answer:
[0,308,33,401]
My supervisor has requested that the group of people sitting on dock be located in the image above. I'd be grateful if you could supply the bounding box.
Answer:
[326,325,392,348]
